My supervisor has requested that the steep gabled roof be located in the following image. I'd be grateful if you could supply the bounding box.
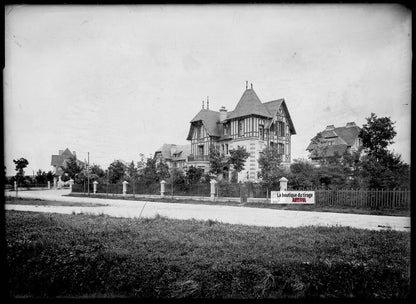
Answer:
[155,144,192,161]
[51,148,84,170]
[61,148,74,158]
[263,99,297,135]
[334,126,360,146]
[311,144,349,158]
[172,144,192,161]
[306,123,361,157]
[155,144,174,159]
[227,88,272,120]
[189,109,221,137]
[321,130,338,138]
[51,155,64,166]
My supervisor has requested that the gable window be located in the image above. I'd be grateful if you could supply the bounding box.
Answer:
[197,125,202,139]
[277,121,285,137]
[238,120,244,137]
[259,124,264,140]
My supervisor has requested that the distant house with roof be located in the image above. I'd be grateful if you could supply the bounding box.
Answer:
[186,83,296,182]
[154,144,192,170]
[50,148,85,184]
[306,122,363,163]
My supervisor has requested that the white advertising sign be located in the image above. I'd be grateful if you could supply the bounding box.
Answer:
[270,191,315,204]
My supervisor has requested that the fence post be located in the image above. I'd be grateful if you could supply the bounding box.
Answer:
[69,179,74,193]
[279,177,288,191]
[210,180,217,201]
[122,181,128,196]
[93,181,98,194]
[160,180,166,198]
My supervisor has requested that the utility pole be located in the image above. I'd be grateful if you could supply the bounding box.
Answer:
[87,152,90,196]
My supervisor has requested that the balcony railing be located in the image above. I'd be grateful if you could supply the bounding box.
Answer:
[188,155,210,162]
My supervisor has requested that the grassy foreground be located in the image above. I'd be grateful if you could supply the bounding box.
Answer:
[6,211,410,298]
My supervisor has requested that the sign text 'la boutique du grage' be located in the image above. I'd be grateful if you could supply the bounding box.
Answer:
[270,191,315,204]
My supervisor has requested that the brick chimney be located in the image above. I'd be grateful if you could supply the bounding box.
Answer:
[219,106,227,122]
[59,150,63,155]
[346,122,356,128]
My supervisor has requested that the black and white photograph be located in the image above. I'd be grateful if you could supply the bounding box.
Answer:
[4,4,411,298]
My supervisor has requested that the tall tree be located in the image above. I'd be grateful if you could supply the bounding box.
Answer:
[156,160,170,181]
[62,156,83,181]
[13,158,29,186]
[209,146,223,176]
[359,113,397,161]
[258,146,285,188]
[107,160,127,184]
[142,158,158,184]
[358,113,409,189]
[126,161,138,183]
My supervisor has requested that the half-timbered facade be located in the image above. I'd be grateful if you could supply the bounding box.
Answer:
[186,84,296,182]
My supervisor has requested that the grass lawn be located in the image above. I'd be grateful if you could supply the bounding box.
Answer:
[6,210,410,298]
[68,193,410,216]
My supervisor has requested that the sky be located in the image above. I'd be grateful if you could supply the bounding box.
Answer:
[4,4,412,176]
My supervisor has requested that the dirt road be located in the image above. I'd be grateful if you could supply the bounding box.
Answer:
[5,189,411,232]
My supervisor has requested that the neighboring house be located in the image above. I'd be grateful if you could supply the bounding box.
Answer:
[50,148,85,185]
[154,144,192,170]
[186,83,296,182]
[306,122,363,163]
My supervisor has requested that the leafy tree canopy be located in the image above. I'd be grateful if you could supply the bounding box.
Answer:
[258,146,284,188]
[13,158,29,179]
[107,160,127,184]
[142,158,158,184]
[185,166,204,184]
[63,156,83,180]
[156,161,170,181]
[209,146,223,176]
[359,113,397,160]
[169,168,186,185]
[228,146,250,173]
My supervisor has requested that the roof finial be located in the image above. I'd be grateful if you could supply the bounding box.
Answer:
[251,83,253,89]
[207,96,209,110]
[202,100,204,109]
[246,80,248,89]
